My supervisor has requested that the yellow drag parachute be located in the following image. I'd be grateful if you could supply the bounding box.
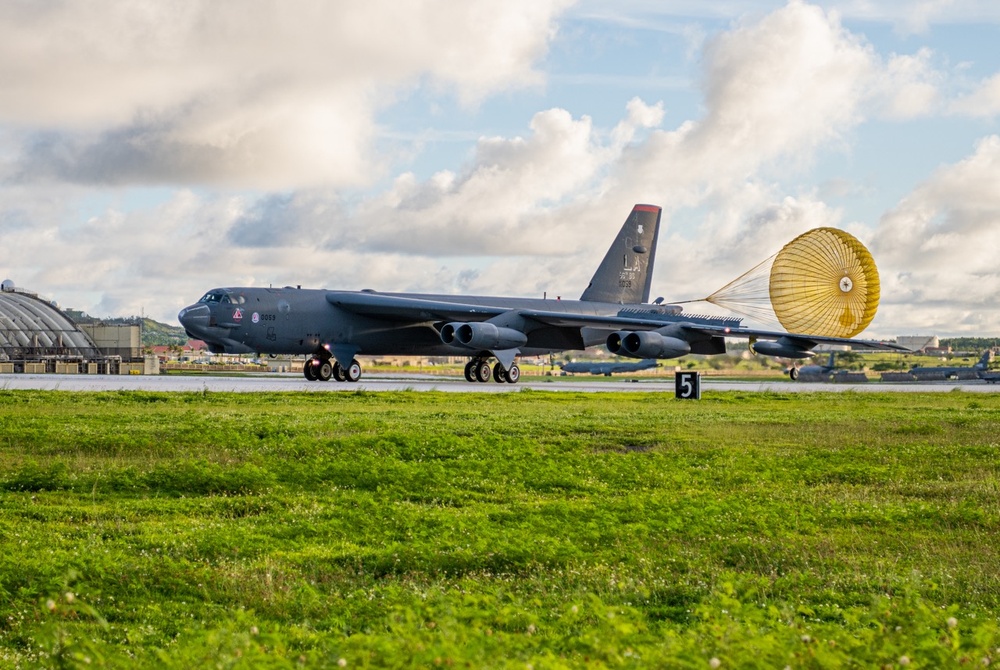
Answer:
[704,228,880,338]
[768,228,879,338]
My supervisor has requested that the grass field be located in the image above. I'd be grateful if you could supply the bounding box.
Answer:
[1,389,998,668]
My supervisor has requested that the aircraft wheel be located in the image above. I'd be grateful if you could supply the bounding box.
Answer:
[345,359,362,382]
[464,360,477,382]
[303,359,319,381]
[332,361,346,382]
[474,360,492,383]
[317,361,333,381]
[493,362,508,383]
[506,364,520,384]
[789,367,799,381]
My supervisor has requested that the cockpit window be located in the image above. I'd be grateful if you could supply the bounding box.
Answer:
[199,290,231,304]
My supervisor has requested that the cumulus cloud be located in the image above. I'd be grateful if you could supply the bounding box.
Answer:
[606,1,878,215]
[877,49,942,119]
[870,135,1000,332]
[3,0,998,338]
[950,73,1000,118]
[0,0,569,189]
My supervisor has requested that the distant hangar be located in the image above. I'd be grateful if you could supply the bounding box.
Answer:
[0,280,150,374]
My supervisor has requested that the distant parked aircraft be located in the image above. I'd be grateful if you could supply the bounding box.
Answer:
[179,204,904,384]
[909,350,993,381]
[561,358,659,376]
[787,351,839,381]
[979,369,1000,383]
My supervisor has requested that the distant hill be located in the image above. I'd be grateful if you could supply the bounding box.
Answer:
[135,318,189,347]
[65,310,189,347]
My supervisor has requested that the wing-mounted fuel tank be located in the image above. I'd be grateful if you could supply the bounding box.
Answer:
[440,322,528,350]
[607,329,692,359]
[751,336,815,359]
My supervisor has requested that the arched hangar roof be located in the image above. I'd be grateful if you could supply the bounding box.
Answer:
[0,284,100,359]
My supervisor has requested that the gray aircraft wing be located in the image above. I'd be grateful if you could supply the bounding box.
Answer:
[327,292,902,355]
[327,291,509,321]
[512,308,906,354]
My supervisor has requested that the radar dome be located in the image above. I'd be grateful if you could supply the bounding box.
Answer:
[1,279,14,292]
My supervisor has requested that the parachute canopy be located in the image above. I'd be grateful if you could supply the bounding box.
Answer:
[704,227,880,339]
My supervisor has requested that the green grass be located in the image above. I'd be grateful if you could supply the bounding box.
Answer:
[1,389,999,668]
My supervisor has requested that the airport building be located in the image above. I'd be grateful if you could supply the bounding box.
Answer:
[0,280,152,374]
[896,335,940,352]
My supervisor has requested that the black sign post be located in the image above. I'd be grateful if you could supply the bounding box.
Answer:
[675,371,701,400]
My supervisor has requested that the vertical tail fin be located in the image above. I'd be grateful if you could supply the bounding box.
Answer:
[580,204,661,304]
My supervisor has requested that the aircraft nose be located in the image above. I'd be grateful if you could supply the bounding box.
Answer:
[178,304,210,333]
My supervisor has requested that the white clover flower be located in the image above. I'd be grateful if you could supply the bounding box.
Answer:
[947,617,958,628]
[45,600,56,612]
[337,659,347,668]
[899,656,910,666]
[64,592,75,604]
[709,658,721,669]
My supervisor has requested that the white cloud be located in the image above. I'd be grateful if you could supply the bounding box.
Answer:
[950,73,1000,118]
[877,49,942,119]
[580,0,1000,32]
[870,135,1000,333]
[0,0,570,189]
[3,0,999,339]
[605,1,880,215]
[696,1,873,158]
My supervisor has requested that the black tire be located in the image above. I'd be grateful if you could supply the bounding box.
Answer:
[333,361,346,382]
[493,362,507,383]
[346,359,362,382]
[789,367,799,381]
[475,360,492,383]
[303,359,318,381]
[464,360,477,382]
[318,361,333,381]
[506,364,520,384]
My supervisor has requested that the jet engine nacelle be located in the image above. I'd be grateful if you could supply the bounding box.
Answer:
[607,330,691,359]
[440,322,528,350]
[752,339,814,359]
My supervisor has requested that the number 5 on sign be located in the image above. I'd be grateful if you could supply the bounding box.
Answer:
[675,371,701,399]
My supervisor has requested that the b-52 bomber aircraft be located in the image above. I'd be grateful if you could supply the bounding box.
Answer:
[178,204,903,384]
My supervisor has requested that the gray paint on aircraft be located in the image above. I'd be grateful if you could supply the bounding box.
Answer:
[179,204,904,384]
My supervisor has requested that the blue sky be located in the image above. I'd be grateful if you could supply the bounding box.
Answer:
[1,0,999,337]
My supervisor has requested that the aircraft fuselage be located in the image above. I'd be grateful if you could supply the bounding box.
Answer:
[178,286,637,358]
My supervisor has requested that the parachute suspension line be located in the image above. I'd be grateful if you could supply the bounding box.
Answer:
[690,227,881,339]
[700,253,782,328]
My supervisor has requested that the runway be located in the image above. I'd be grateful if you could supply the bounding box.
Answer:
[3,372,999,393]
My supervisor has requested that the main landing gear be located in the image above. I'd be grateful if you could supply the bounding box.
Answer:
[303,356,362,382]
[463,358,520,384]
